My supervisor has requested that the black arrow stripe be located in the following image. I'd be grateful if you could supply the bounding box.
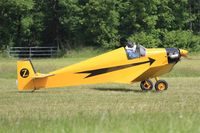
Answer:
[77,57,155,78]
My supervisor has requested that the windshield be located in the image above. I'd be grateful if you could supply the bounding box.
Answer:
[139,45,146,56]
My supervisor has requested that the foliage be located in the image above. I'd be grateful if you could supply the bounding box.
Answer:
[162,30,200,51]
[0,0,200,51]
[128,31,162,48]
[128,30,200,51]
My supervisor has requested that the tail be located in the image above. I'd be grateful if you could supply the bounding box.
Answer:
[17,59,36,91]
[17,59,54,91]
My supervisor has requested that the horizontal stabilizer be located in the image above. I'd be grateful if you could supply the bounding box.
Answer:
[32,73,54,79]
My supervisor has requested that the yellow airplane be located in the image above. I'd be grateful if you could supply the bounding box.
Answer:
[17,44,188,92]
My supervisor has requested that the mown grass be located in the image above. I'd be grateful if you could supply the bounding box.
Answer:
[0,54,199,133]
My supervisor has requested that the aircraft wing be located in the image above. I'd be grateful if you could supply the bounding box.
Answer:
[111,58,154,84]
[113,66,149,84]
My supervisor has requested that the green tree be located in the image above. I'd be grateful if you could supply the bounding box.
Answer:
[0,0,34,48]
[0,0,199,51]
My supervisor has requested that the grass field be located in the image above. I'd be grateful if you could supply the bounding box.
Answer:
[0,55,200,133]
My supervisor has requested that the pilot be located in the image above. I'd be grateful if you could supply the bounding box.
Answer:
[124,41,139,58]
[125,42,137,52]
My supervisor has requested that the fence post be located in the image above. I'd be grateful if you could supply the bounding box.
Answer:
[29,47,31,58]
[7,46,10,58]
[51,47,53,58]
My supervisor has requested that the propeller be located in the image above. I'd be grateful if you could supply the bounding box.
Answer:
[184,57,200,60]
[179,49,200,60]
[179,49,188,57]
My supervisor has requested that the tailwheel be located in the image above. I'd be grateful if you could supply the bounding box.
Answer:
[140,79,153,91]
[155,80,168,91]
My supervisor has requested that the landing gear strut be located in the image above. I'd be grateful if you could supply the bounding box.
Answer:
[140,77,168,92]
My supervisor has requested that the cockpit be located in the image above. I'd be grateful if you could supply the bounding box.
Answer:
[125,43,146,59]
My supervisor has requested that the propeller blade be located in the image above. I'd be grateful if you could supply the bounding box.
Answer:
[183,57,200,60]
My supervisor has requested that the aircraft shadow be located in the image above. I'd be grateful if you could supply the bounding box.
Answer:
[92,87,144,93]
[92,88,159,93]
[15,88,158,93]
[16,90,47,93]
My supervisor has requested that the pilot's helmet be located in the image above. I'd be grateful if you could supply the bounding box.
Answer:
[126,42,134,48]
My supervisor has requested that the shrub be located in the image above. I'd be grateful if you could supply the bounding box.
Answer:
[162,30,200,51]
[128,30,200,51]
[128,32,161,48]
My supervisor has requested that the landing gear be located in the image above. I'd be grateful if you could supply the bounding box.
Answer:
[140,78,168,92]
[140,79,153,91]
[155,80,168,91]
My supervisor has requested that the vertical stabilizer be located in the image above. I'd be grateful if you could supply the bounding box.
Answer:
[17,59,36,91]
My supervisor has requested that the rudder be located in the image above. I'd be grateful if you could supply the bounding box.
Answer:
[17,59,36,91]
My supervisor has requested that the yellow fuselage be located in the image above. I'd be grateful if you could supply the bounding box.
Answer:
[17,47,179,91]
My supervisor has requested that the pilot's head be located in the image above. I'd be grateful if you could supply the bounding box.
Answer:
[126,42,136,48]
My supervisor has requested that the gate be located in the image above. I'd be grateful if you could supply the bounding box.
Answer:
[8,47,58,58]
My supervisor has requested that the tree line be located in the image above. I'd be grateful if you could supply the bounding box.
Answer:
[0,0,200,52]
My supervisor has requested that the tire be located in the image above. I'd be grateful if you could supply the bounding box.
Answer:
[140,80,153,91]
[155,80,168,91]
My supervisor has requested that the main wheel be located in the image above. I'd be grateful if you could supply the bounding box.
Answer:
[140,80,153,91]
[155,80,168,91]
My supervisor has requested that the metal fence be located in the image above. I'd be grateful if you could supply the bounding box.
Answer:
[8,47,58,58]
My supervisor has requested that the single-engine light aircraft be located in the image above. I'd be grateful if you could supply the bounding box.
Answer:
[17,43,188,92]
